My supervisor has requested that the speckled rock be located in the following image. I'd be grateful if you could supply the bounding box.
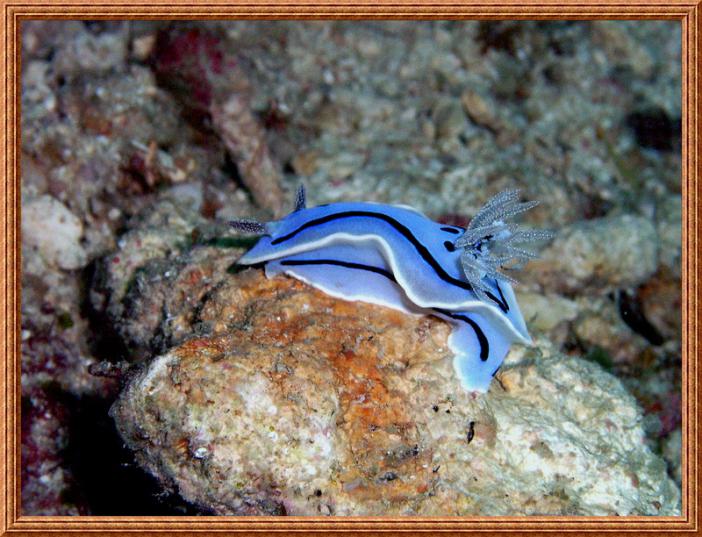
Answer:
[52,23,129,79]
[22,195,88,270]
[21,387,81,515]
[203,21,680,224]
[89,195,242,360]
[111,270,680,516]
[531,214,658,294]
[572,296,650,365]
[516,291,580,333]
[662,428,682,486]
[656,194,682,277]
[638,268,681,342]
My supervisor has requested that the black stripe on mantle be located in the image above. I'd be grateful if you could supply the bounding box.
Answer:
[271,210,509,313]
[279,258,490,361]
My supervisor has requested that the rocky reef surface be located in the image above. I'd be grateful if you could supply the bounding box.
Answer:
[21,21,682,515]
[110,267,679,515]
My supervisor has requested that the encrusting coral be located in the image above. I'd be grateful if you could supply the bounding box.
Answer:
[111,269,680,516]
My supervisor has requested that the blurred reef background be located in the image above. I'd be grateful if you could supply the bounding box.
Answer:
[21,21,682,515]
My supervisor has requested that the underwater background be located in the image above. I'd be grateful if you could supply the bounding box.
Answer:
[21,21,681,515]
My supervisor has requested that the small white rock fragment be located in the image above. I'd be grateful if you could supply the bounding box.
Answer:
[536,214,658,292]
[22,195,88,270]
[193,447,209,459]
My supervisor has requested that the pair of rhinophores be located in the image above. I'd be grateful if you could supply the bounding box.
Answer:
[230,186,551,392]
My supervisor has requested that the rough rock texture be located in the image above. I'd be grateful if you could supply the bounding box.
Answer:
[656,194,683,277]
[21,388,82,515]
[531,214,658,294]
[22,194,88,270]
[663,428,682,486]
[89,195,243,361]
[111,271,679,516]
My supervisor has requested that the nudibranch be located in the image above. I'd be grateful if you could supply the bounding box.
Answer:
[230,187,551,392]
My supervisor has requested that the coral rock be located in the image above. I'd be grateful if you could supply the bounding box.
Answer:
[111,270,679,516]
[531,214,658,294]
[22,195,88,271]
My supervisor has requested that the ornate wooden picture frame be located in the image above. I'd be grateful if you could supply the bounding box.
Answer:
[3,2,698,534]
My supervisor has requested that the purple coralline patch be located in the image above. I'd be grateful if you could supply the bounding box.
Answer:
[152,27,230,116]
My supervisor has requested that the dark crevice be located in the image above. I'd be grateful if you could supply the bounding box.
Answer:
[617,289,665,346]
[58,389,206,515]
[626,107,681,152]
[80,261,130,364]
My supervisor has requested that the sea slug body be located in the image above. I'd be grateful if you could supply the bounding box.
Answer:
[231,187,550,392]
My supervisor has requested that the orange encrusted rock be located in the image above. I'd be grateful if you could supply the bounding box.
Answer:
[111,270,680,516]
